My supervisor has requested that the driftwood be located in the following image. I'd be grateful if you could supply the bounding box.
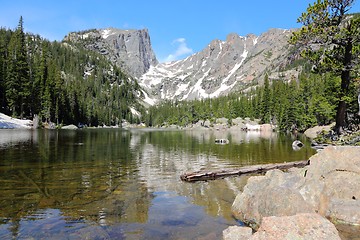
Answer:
[180,160,310,182]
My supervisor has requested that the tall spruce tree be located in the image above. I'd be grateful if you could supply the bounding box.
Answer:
[6,16,30,117]
[260,74,272,123]
[290,0,360,133]
[0,28,8,112]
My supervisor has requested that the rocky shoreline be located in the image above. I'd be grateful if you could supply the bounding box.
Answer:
[224,146,360,240]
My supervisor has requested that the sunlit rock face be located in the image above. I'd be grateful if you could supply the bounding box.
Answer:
[64,28,158,78]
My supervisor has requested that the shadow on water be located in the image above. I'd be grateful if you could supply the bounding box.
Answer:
[0,128,316,239]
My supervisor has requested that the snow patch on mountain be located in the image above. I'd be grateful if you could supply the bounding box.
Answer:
[175,82,190,96]
[141,90,157,106]
[101,29,113,39]
[130,107,141,116]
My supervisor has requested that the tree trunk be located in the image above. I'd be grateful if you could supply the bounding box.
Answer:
[335,41,352,134]
[358,92,360,116]
[180,160,310,182]
[335,100,346,133]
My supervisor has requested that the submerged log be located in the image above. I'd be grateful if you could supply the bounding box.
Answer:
[180,160,310,182]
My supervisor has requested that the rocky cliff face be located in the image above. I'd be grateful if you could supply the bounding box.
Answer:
[64,28,158,78]
[140,28,299,102]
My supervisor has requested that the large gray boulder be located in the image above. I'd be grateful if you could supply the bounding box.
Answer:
[250,213,341,240]
[231,169,315,229]
[61,124,78,130]
[223,213,341,240]
[223,226,253,240]
[231,146,360,236]
[303,146,360,225]
[303,123,335,139]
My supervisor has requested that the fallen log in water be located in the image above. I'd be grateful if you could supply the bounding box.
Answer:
[180,160,310,182]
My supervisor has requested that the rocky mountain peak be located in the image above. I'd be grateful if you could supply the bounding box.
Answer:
[139,28,299,104]
[64,28,158,78]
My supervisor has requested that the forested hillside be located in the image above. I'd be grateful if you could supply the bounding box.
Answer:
[145,70,359,132]
[0,17,144,127]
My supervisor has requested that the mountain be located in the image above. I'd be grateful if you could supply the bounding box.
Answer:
[64,28,301,105]
[64,28,158,78]
[139,28,300,102]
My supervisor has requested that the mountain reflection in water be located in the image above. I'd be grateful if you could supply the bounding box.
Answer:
[0,129,315,239]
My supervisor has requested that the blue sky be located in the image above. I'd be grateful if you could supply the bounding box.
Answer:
[1,0,360,62]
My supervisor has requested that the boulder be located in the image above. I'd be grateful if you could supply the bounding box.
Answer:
[259,123,273,132]
[304,123,335,139]
[231,146,360,237]
[231,117,244,126]
[328,198,360,225]
[303,146,360,225]
[232,169,314,229]
[61,124,78,130]
[292,140,304,151]
[223,213,341,240]
[216,118,229,124]
[223,226,252,240]
[250,213,341,240]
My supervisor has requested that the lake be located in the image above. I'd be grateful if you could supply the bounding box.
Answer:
[0,128,315,239]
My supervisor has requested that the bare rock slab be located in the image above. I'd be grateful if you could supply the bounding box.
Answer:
[223,226,253,240]
[251,213,341,240]
[231,169,314,229]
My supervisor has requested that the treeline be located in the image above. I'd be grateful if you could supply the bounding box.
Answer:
[0,17,144,127]
[145,72,359,132]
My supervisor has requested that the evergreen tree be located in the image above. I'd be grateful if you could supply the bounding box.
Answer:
[6,16,30,117]
[0,28,10,112]
[290,0,360,133]
[260,74,272,123]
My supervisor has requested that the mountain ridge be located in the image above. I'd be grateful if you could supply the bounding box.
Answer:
[139,28,299,103]
[64,27,301,105]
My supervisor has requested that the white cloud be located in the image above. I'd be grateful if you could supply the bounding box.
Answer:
[164,38,193,62]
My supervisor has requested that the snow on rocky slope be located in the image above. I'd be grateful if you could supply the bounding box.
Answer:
[140,28,299,102]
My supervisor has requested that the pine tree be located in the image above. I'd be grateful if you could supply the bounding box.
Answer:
[6,16,30,118]
[290,0,360,133]
[0,28,9,112]
[260,74,272,123]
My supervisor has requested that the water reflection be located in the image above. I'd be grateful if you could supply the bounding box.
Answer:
[0,129,37,148]
[0,129,315,239]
